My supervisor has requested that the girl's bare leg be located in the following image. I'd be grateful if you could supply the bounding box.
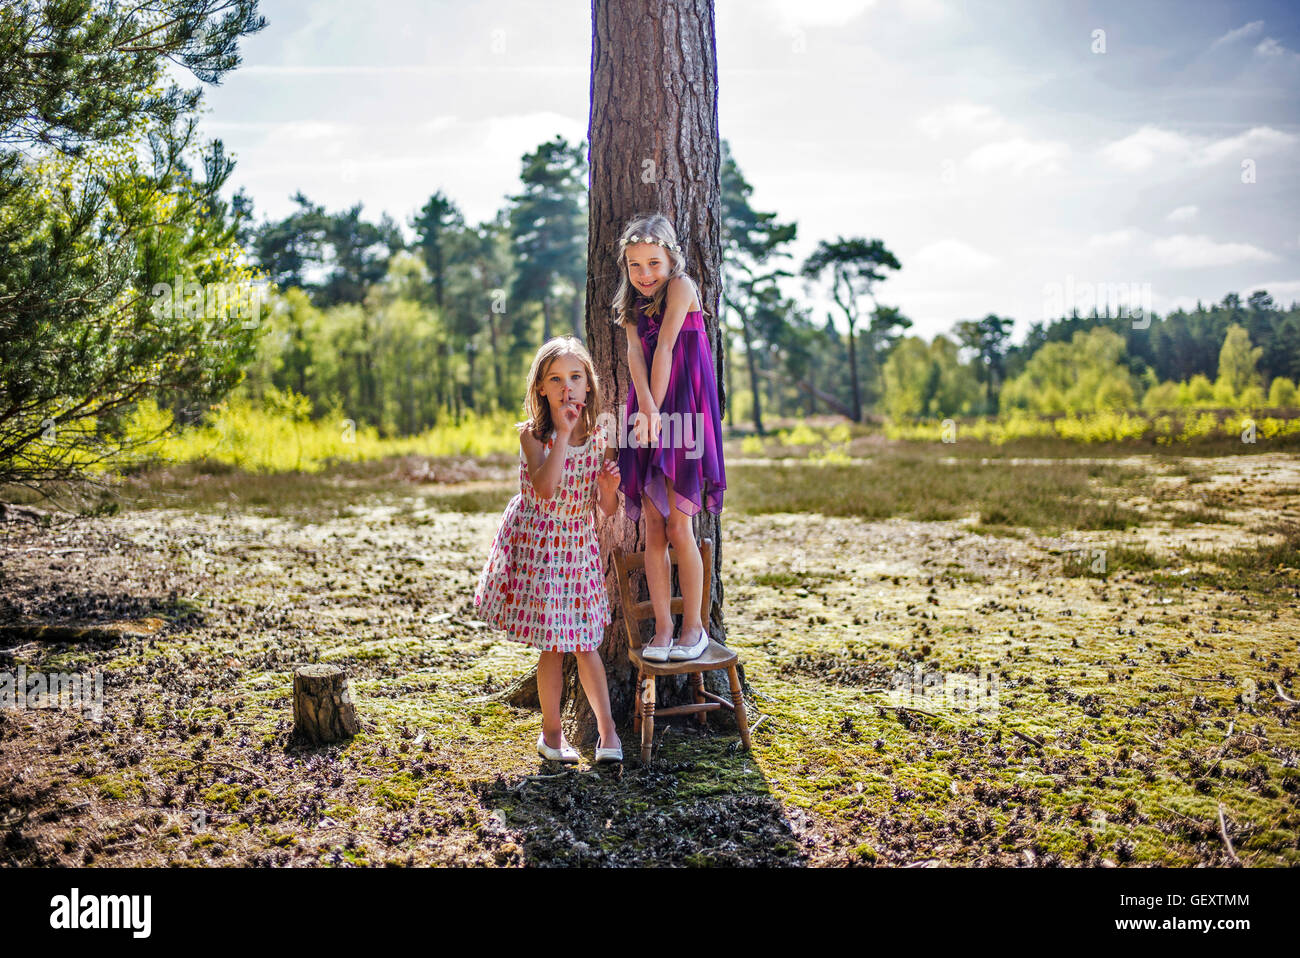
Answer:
[663,478,705,646]
[642,493,674,649]
[574,650,621,749]
[537,649,566,749]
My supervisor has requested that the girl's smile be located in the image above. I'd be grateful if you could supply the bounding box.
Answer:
[625,242,670,295]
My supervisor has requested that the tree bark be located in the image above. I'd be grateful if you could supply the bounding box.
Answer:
[738,308,764,435]
[724,324,735,428]
[846,322,861,422]
[501,0,731,745]
[571,285,585,344]
[293,665,361,744]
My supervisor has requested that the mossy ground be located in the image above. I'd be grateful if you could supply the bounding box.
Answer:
[0,441,1297,866]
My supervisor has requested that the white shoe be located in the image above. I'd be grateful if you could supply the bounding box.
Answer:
[594,736,623,764]
[641,640,672,663]
[537,732,579,763]
[668,631,710,661]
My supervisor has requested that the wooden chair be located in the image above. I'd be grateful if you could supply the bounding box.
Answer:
[612,538,751,763]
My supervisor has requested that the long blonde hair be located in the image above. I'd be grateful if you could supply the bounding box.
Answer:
[608,212,708,328]
[517,337,604,442]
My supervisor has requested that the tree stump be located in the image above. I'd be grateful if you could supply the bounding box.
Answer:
[292,665,361,744]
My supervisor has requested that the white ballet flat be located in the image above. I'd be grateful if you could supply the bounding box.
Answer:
[640,641,672,663]
[594,736,623,764]
[668,632,710,661]
[537,732,579,763]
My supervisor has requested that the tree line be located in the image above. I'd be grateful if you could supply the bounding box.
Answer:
[235,131,1299,436]
[3,0,1296,489]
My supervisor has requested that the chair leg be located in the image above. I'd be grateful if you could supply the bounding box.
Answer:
[727,664,751,750]
[690,671,707,727]
[640,674,656,763]
[633,667,644,736]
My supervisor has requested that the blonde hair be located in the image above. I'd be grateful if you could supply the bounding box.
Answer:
[609,212,709,328]
[517,337,604,442]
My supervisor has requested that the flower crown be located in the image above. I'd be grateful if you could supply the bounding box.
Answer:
[620,233,681,254]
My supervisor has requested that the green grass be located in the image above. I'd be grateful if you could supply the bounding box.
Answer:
[1168,522,1300,593]
[727,457,1148,533]
[1061,543,1168,577]
[4,442,1298,867]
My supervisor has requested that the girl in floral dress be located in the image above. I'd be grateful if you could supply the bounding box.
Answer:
[473,338,624,764]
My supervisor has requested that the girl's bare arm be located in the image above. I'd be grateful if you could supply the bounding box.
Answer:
[649,276,695,408]
[595,445,619,517]
[625,323,655,410]
[520,429,567,499]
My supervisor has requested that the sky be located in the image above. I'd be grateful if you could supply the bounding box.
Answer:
[186,0,1300,344]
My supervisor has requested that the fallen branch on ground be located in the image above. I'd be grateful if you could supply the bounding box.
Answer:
[1217,803,1241,865]
[179,757,268,784]
[1009,728,1045,748]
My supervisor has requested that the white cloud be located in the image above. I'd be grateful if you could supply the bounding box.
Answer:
[1198,126,1297,165]
[965,137,1068,176]
[1099,124,1295,172]
[1253,36,1300,59]
[1151,234,1278,269]
[1244,280,1300,304]
[279,121,350,141]
[909,239,998,276]
[1210,21,1264,48]
[1087,229,1139,249]
[1156,295,1205,315]
[1166,205,1198,223]
[915,102,1008,140]
[237,64,585,76]
[480,112,587,157]
[901,0,950,20]
[422,116,459,135]
[763,0,879,29]
[1099,126,1192,172]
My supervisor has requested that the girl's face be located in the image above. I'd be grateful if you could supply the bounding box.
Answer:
[625,242,671,296]
[537,352,590,416]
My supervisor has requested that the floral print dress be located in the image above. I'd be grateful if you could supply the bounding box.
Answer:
[473,427,612,652]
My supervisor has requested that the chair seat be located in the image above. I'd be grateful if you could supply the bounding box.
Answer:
[630,639,736,674]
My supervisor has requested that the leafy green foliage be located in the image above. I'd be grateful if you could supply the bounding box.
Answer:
[1001,328,1138,415]
[0,0,266,485]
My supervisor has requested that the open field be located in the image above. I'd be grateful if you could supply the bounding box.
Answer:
[1,441,1297,866]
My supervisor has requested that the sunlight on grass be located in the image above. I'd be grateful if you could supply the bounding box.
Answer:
[886,409,1300,446]
[118,394,521,473]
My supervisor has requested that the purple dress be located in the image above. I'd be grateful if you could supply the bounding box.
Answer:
[618,291,726,523]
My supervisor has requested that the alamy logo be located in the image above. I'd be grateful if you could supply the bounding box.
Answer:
[0,665,103,722]
[883,666,1001,714]
[150,276,269,331]
[596,411,707,460]
[49,888,151,938]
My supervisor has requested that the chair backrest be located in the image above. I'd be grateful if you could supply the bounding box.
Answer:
[612,538,713,651]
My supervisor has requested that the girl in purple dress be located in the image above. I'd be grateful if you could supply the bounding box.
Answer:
[611,213,726,662]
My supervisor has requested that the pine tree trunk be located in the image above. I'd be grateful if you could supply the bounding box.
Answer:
[571,287,585,344]
[847,321,862,422]
[490,311,503,411]
[724,325,735,428]
[740,311,764,435]
[500,0,732,746]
